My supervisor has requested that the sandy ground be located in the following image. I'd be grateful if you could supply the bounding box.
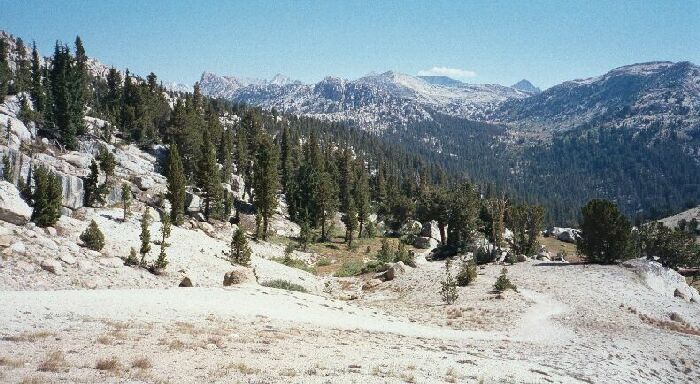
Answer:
[1,259,699,383]
[1,206,699,383]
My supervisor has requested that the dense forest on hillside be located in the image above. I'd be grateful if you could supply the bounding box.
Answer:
[396,114,700,226]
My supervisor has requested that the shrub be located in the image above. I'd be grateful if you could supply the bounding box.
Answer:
[334,260,365,277]
[394,241,416,267]
[493,268,517,292]
[273,255,313,273]
[505,252,517,265]
[260,279,307,293]
[440,259,459,304]
[95,356,121,371]
[361,260,388,274]
[475,246,494,265]
[376,238,394,263]
[80,220,105,251]
[456,260,477,286]
[315,257,332,267]
[124,247,139,266]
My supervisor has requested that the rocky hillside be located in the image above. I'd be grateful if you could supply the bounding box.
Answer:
[199,71,531,130]
[496,61,700,136]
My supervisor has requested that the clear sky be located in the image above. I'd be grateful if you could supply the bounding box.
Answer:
[2,0,698,89]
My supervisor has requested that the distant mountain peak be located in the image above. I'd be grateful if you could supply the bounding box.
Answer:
[511,79,541,94]
[418,76,464,87]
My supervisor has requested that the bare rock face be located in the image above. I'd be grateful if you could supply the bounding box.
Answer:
[40,258,62,275]
[623,258,700,303]
[223,267,255,286]
[0,181,32,225]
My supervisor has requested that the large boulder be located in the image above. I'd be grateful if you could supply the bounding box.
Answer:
[557,229,581,244]
[40,258,62,274]
[622,258,700,303]
[223,267,256,286]
[420,220,441,240]
[0,181,32,225]
[186,191,202,213]
[413,236,439,250]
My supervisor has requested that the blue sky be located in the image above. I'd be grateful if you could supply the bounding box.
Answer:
[2,0,698,89]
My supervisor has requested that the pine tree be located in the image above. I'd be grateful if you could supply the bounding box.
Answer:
[121,183,132,220]
[2,153,13,182]
[80,220,105,251]
[84,160,106,207]
[71,36,88,135]
[298,218,313,251]
[30,165,63,227]
[154,210,171,270]
[343,198,358,247]
[316,171,338,241]
[577,199,631,264]
[231,228,251,267]
[447,182,479,252]
[353,163,371,238]
[139,208,152,265]
[49,43,78,149]
[0,38,11,99]
[196,137,222,220]
[30,42,46,117]
[13,38,32,94]
[166,143,186,225]
[97,147,116,180]
[253,134,279,240]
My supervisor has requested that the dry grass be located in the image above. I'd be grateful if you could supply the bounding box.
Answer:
[234,362,260,375]
[37,351,66,372]
[95,356,122,371]
[310,236,415,276]
[19,377,43,384]
[446,306,463,319]
[539,236,580,262]
[0,355,24,368]
[97,335,114,345]
[131,357,152,369]
[279,368,297,377]
[400,372,417,383]
[445,367,458,383]
[2,331,54,343]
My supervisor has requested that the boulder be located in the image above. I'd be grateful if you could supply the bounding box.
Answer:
[223,267,255,286]
[622,258,700,303]
[0,181,32,225]
[376,261,407,282]
[420,220,441,240]
[134,176,155,190]
[186,191,202,213]
[516,254,528,262]
[670,312,686,323]
[362,278,383,290]
[40,258,62,274]
[60,152,92,169]
[45,227,57,236]
[35,237,58,251]
[557,229,580,244]
[674,288,688,301]
[413,236,439,250]
[178,277,193,287]
[9,241,26,255]
[59,253,76,265]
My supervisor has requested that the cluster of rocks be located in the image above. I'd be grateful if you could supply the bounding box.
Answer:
[544,227,581,244]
